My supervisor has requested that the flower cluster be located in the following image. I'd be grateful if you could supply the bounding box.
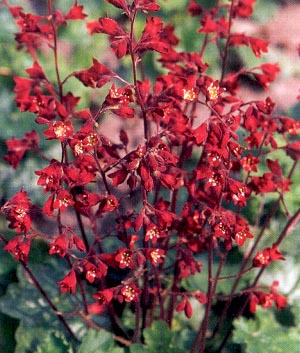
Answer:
[0,0,299,351]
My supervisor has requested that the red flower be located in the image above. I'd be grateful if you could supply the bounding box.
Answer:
[226,179,250,207]
[16,11,42,33]
[4,130,39,169]
[249,173,277,194]
[43,120,74,141]
[177,250,203,279]
[108,168,129,187]
[234,228,253,247]
[74,58,116,88]
[87,18,129,59]
[206,80,224,102]
[74,191,100,217]
[145,224,165,244]
[176,295,193,319]
[135,17,170,54]
[187,0,203,16]
[250,63,280,89]
[146,248,165,265]
[68,232,86,253]
[105,0,128,11]
[253,244,285,268]
[198,13,218,33]
[93,288,114,305]
[35,161,64,193]
[89,288,114,314]
[249,281,287,313]
[193,122,208,146]
[84,261,107,283]
[4,137,28,169]
[4,236,31,263]
[229,34,269,58]
[102,84,135,118]
[233,0,256,18]
[57,269,77,294]
[1,189,32,233]
[64,2,87,20]
[98,194,119,213]
[115,247,134,269]
[25,61,46,79]
[134,0,160,13]
[240,154,260,172]
[249,293,259,313]
[64,165,95,188]
[120,284,141,302]
[49,234,67,258]
[52,189,75,212]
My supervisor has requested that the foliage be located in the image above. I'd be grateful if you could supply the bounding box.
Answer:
[233,308,300,353]
[0,0,299,352]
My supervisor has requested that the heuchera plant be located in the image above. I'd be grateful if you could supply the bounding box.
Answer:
[1,0,299,352]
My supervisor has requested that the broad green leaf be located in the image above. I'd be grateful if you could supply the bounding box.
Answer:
[77,329,124,353]
[0,262,86,340]
[0,313,18,353]
[129,343,145,353]
[14,323,73,353]
[130,321,186,353]
[143,321,173,352]
[35,331,73,353]
[0,243,17,277]
[233,308,300,353]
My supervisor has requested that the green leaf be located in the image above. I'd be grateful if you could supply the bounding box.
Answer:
[35,331,73,353]
[129,343,145,353]
[0,313,18,353]
[0,262,87,340]
[0,246,17,277]
[143,321,173,352]
[14,323,73,353]
[233,308,300,353]
[77,329,124,353]
[131,321,185,353]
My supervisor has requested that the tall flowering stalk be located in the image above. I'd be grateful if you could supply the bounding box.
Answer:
[0,0,299,352]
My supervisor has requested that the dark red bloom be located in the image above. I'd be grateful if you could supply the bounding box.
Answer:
[187,0,203,16]
[64,1,87,20]
[35,161,64,193]
[105,0,128,11]
[145,223,165,244]
[93,288,114,305]
[135,17,170,54]
[89,288,114,314]
[43,120,74,141]
[253,244,285,268]
[4,236,31,263]
[98,194,119,213]
[49,234,68,258]
[1,189,32,233]
[176,295,193,319]
[87,18,129,58]
[57,269,77,294]
[52,189,75,212]
[134,0,160,13]
[146,248,165,265]
[4,130,39,169]
[102,84,135,118]
[233,0,256,18]
[74,58,116,88]
[115,247,134,269]
[84,261,108,283]
[229,33,269,58]
[120,284,141,302]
